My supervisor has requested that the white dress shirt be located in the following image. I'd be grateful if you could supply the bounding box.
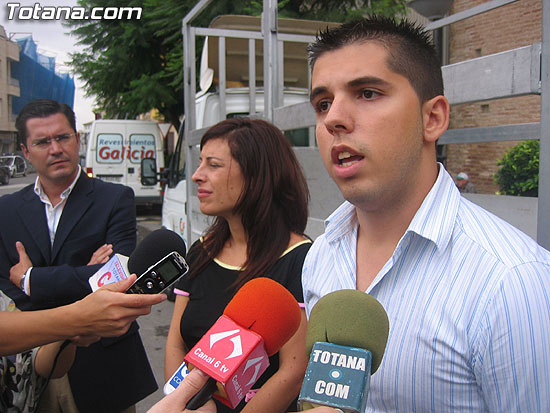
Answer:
[302,165,550,412]
[22,166,81,295]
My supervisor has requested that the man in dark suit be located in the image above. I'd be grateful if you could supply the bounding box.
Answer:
[0,99,157,412]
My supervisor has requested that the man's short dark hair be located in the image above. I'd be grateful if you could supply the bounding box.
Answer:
[308,16,444,103]
[16,99,76,147]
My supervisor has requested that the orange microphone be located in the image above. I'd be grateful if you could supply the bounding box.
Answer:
[184,277,301,410]
[223,277,302,356]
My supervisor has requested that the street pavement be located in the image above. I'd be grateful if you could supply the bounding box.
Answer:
[135,216,175,412]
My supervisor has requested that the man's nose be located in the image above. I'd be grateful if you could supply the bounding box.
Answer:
[323,97,354,135]
[48,139,64,153]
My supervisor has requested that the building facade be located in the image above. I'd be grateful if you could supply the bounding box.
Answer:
[0,26,20,154]
[11,36,75,118]
[445,0,542,193]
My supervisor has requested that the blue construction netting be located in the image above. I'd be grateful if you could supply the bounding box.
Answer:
[11,36,75,114]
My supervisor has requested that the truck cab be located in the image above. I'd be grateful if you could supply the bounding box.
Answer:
[160,15,340,240]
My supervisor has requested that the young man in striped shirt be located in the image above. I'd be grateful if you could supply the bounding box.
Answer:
[303,16,550,412]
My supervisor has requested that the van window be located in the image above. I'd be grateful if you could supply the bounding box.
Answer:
[227,113,309,147]
[284,128,309,147]
[97,134,123,164]
[129,134,156,164]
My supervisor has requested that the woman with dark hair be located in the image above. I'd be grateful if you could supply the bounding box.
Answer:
[164,117,311,412]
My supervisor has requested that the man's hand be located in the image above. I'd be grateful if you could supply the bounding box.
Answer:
[9,241,32,288]
[148,369,216,413]
[72,274,166,338]
[87,243,113,265]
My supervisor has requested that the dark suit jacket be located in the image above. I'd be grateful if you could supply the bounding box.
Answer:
[0,172,157,412]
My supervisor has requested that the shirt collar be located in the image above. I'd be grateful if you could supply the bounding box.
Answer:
[406,163,461,252]
[323,163,461,252]
[34,165,82,203]
[324,200,358,244]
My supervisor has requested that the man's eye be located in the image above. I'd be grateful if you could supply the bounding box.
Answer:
[56,134,71,142]
[35,139,49,146]
[317,100,331,113]
[362,90,379,99]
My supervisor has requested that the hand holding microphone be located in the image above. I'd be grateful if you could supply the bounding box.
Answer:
[150,368,342,413]
[74,274,166,338]
[298,290,390,413]
[149,369,216,413]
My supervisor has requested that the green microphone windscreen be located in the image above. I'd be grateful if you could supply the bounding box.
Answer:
[306,289,389,374]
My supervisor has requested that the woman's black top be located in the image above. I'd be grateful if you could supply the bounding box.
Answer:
[175,239,311,412]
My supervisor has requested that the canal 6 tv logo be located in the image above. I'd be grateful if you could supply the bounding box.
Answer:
[184,315,270,408]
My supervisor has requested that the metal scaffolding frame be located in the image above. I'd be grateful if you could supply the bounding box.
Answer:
[181,0,549,249]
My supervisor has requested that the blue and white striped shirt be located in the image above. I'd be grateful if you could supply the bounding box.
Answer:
[302,165,550,412]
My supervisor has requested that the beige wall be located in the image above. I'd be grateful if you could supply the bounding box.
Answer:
[446,0,542,193]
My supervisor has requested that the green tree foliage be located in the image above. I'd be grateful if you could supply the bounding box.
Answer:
[494,140,539,197]
[68,0,408,129]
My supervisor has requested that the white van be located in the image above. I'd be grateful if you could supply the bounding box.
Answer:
[85,120,164,205]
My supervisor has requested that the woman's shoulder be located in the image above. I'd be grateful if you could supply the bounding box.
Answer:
[264,234,310,300]
[281,233,312,257]
[186,238,206,262]
[289,232,310,245]
[272,234,312,274]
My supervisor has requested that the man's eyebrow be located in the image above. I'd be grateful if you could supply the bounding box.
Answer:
[310,86,327,104]
[310,76,391,104]
[349,76,391,89]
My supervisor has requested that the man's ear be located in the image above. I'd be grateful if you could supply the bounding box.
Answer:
[20,143,30,161]
[422,95,449,144]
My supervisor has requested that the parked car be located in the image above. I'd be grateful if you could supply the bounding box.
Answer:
[0,155,27,177]
[0,165,9,185]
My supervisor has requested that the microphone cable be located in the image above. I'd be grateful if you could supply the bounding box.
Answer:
[35,338,72,407]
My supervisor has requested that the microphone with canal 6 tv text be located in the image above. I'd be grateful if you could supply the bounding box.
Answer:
[298,290,389,413]
[184,277,302,410]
